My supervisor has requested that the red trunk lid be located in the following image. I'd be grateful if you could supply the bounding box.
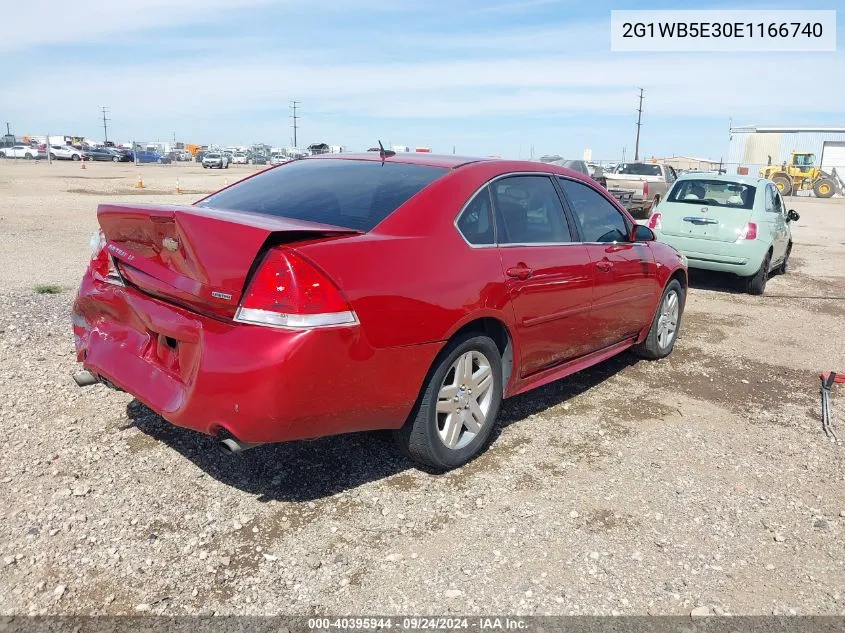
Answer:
[97,203,359,318]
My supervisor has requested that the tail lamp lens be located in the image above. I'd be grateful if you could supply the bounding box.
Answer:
[235,248,356,329]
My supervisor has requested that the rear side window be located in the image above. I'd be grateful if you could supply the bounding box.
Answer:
[558,177,630,243]
[198,159,447,231]
[492,176,571,244]
[456,187,495,245]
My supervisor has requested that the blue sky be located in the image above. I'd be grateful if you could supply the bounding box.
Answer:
[1,0,842,160]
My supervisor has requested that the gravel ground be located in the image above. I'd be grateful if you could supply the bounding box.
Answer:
[1,160,844,616]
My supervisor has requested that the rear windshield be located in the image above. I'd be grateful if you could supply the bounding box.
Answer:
[198,159,448,231]
[615,163,662,176]
[667,179,756,209]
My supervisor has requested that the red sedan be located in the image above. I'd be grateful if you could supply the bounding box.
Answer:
[72,153,687,470]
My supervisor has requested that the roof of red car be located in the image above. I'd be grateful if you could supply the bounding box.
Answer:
[308,152,491,169]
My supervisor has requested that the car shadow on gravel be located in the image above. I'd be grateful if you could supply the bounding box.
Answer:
[686,269,745,293]
[125,352,640,501]
[495,352,640,429]
[125,399,413,503]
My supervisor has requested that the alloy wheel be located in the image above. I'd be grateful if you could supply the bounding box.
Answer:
[435,350,494,450]
[656,290,679,349]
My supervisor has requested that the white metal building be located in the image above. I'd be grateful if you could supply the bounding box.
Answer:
[727,126,845,177]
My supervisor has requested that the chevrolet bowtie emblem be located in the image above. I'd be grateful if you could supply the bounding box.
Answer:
[162,237,179,251]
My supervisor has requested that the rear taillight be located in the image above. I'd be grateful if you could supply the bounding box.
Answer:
[235,248,357,329]
[643,181,649,197]
[648,212,662,230]
[738,222,757,240]
[88,230,124,286]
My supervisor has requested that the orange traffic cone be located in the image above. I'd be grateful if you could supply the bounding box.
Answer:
[175,178,181,194]
[136,174,144,189]
[80,158,86,170]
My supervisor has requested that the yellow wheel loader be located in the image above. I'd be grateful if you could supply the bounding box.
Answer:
[759,152,841,198]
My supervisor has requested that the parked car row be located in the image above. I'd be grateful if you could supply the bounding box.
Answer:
[194,150,269,165]
[0,143,176,164]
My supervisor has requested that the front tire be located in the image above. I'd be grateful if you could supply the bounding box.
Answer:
[813,178,835,198]
[71,154,80,161]
[632,279,684,360]
[772,174,792,196]
[744,251,771,295]
[394,333,503,471]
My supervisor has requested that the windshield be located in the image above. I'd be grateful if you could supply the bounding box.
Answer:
[615,163,662,176]
[206,153,220,158]
[198,158,447,232]
[667,179,756,209]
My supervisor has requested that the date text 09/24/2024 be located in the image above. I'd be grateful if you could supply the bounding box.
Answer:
[307,618,528,630]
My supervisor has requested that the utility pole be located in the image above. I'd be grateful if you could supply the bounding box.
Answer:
[5,122,9,136]
[622,146,626,163]
[46,133,52,165]
[290,100,300,148]
[100,107,110,144]
[634,88,644,161]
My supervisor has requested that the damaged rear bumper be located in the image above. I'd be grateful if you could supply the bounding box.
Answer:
[72,276,439,444]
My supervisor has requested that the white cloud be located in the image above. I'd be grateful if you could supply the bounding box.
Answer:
[0,0,283,51]
[3,50,841,122]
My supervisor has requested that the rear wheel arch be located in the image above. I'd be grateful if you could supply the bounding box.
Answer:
[446,317,514,394]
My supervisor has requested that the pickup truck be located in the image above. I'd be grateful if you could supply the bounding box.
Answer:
[0,144,41,159]
[604,162,678,217]
[551,159,637,214]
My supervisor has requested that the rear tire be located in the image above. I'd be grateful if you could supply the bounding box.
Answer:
[772,174,792,197]
[744,251,771,295]
[813,178,835,198]
[71,154,80,161]
[632,279,684,360]
[394,333,503,471]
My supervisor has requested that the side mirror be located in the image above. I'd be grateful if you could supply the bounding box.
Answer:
[787,209,800,222]
[632,225,655,242]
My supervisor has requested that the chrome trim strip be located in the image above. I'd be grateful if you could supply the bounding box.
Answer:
[682,216,719,225]
[234,307,359,330]
[453,171,579,249]
[452,171,638,250]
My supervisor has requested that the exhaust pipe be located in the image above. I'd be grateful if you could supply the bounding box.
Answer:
[218,438,264,455]
[73,371,99,387]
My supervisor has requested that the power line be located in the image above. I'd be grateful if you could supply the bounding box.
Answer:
[634,88,644,161]
[290,100,300,148]
[100,107,110,143]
